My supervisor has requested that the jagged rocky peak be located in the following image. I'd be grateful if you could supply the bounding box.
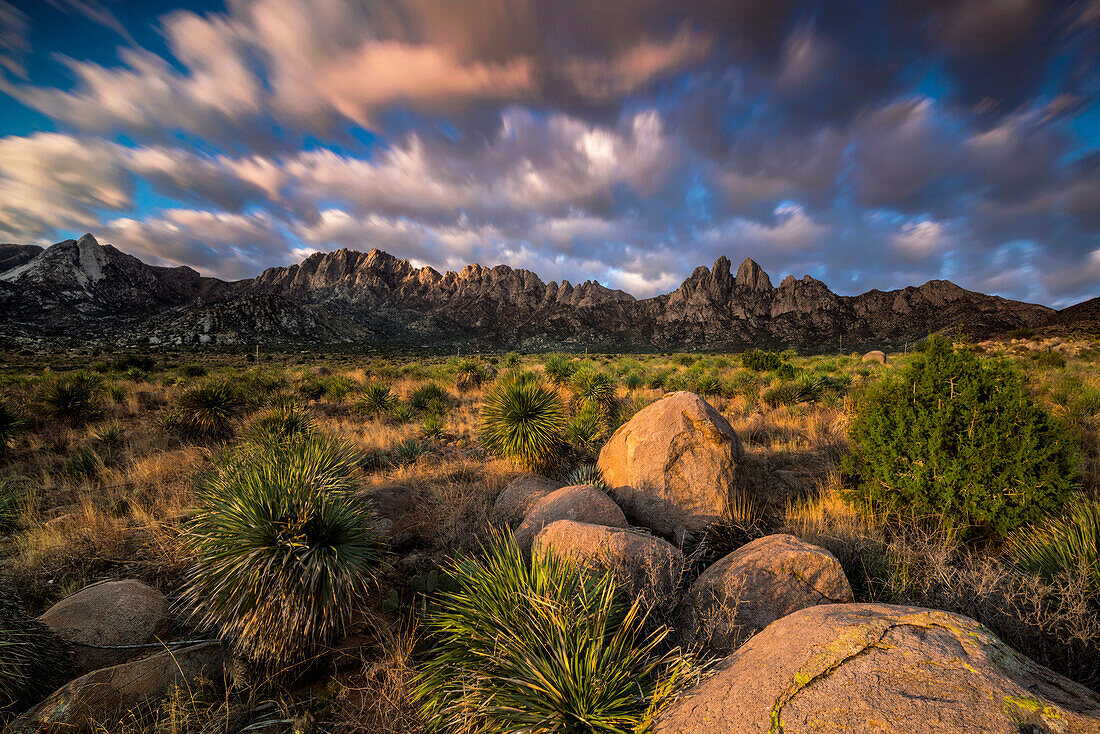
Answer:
[735,257,773,291]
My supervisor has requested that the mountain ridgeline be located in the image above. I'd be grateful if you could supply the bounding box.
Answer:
[0,233,1091,351]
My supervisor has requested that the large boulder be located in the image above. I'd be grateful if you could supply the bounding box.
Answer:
[5,641,229,734]
[514,485,627,552]
[862,350,886,364]
[598,391,743,537]
[656,603,1100,734]
[493,474,564,527]
[39,579,169,673]
[680,534,852,652]
[534,520,683,609]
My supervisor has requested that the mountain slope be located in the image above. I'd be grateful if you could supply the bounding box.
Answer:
[0,234,1069,350]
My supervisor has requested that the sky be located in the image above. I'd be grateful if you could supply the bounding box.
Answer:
[0,0,1099,307]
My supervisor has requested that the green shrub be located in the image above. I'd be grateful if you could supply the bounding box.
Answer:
[646,369,672,390]
[180,364,207,378]
[692,374,723,397]
[741,349,781,372]
[389,402,415,425]
[321,375,356,403]
[623,372,644,391]
[0,479,23,531]
[1033,350,1066,369]
[774,362,798,379]
[842,335,1077,539]
[1010,328,1035,340]
[105,384,128,404]
[123,367,147,382]
[762,383,797,408]
[183,434,381,668]
[543,354,577,385]
[1008,501,1099,594]
[34,373,105,426]
[297,378,328,401]
[0,399,26,456]
[570,368,618,413]
[503,352,521,368]
[92,422,126,463]
[356,381,398,419]
[391,438,428,465]
[165,380,245,442]
[414,534,695,734]
[480,378,565,470]
[114,354,156,372]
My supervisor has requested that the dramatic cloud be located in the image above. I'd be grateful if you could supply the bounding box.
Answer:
[0,0,1098,307]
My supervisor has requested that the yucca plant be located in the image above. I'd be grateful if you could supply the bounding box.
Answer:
[356,381,398,419]
[65,447,102,480]
[503,352,521,368]
[1008,502,1100,594]
[165,380,245,442]
[570,368,618,414]
[183,434,382,669]
[415,533,696,734]
[420,414,446,440]
[565,402,606,456]
[623,372,644,391]
[106,383,128,405]
[409,383,450,414]
[34,372,105,426]
[564,463,607,491]
[480,378,565,470]
[455,360,487,392]
[389,403,415,425]
[692,374,723,397]
[0,399,26,456]
[0,478,23,532]
[242,401,316,446]
[791,373,826,403]
[391,437,428,466]
[0,590,75,719]
[180,364,208,378]
[543,353,577,385]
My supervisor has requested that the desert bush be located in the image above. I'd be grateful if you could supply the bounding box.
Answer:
[1034,350,1067,369]
[356,381,398,419]
[414,534,695,734]
[409,382,450,414]
[297,378,328,401]
[623,372,644,391]
[480,378,565,470]
[180,364,207,378]
[1008,501,1100,594]
[0,399,26,456]
[389,402,415,425]
[391,438,428,466]
[164,380,246,442]
[762,383,798,408]
[542,354,577,385]
[65,447,102,480]
[321,375,357,403]
[842,335,1077,539]
[692,374,723,397]
[105,383,128,404]
[184,434,382,668]
[564,463,607,490]
[1010,327,1036,340]
[114,355,156,372]
[34,372,105,426]
[741,349,782,372]
[0,479,22,531]
[570,368,617,413]
[503,352,521,368]
[646,369,672,390]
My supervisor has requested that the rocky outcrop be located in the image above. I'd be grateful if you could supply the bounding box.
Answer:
[598,392,743,538]
[5,641,229,734]
[679,534,853,652]
[655,603,1100,734]
[862,350,886,364]
[492,474,565,527]
[533,520,683,608]
[513,485,627,552]
[0,235,1065,350]
[39,579,169,673]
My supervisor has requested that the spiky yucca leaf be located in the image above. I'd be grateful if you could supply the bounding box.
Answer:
[409,382,450,414]
[570,368,618,413]
[414,533,696,734]
[356,381,398,419]
[0,590,75,718]
[565,402,606,456]
[564,463,607,491]
[480,378,565,470]
[243,401,316,446]
[543,353,577,385]
[454,360,487,392]
[1008,502,1100,593]
[0,399,26,456]
[184,434,382,668]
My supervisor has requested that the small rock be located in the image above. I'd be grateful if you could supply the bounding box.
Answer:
[39,579,169,673]
[358,483,431,549]
[492,474,564,527]
[5,641,229,734]
[514,485,627,552]
[861,350,886,364]
[680,534,852,652]
[534,519,683,610]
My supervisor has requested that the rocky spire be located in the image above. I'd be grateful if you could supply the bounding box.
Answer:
[735,258,773,291]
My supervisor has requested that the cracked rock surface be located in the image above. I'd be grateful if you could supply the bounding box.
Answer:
[656,603,1100,734]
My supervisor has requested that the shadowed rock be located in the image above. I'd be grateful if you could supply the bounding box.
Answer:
[513,485,627,552]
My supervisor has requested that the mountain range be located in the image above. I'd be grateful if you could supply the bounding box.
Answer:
[0,234,1094,352]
